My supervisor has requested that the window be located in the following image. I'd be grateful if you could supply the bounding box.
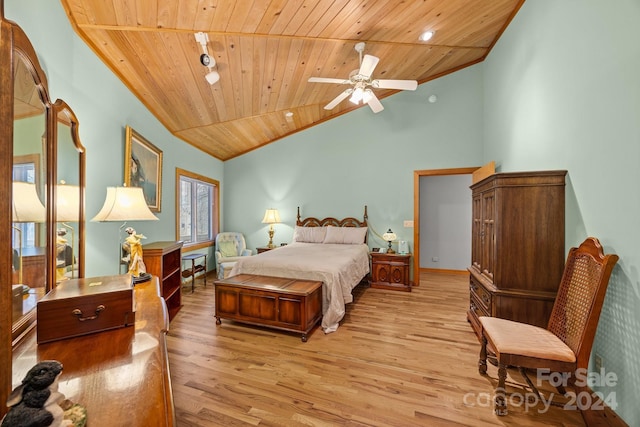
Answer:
[176,168,219,249]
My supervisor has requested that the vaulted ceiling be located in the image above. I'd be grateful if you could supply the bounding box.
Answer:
[61,0,524,160]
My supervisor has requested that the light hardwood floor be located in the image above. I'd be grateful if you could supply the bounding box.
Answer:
[167,272,586,426]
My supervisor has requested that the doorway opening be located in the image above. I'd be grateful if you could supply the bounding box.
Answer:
[413,167,478,284]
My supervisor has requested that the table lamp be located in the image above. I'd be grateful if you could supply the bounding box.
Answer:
[91,186,158,283]
[12,182,46,285]
[382,228,397,254]
[56,182,80,279]
[261,208,281,249]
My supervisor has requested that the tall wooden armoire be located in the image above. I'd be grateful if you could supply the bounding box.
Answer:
[467,170,567,338]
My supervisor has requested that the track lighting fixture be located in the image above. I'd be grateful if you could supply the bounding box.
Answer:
[195,32,219,85]
[205,70,220,85]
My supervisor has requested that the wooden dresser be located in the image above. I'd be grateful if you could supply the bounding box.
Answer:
[143,241,183,320]
[467,171,567,339]
[12,277,175,426]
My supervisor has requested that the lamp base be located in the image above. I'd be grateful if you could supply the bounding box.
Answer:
[267,227,275,249]
[132,272,152,284]
[386,241,395,254]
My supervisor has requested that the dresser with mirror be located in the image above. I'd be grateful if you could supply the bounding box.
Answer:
[1,4,175,424]
[0,1,86,415]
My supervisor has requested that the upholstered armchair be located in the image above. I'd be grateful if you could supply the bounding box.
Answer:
[215,232,252,279]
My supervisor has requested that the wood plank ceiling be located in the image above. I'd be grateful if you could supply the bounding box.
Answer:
[61,0,525,161]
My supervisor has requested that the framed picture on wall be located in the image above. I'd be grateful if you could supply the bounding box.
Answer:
[124,125,163,212]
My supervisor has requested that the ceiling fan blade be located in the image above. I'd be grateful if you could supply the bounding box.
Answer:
[308,77,350,84]
[367,92,384,113]
[359,54,379,78]
[373,79,418,91]
[324,89,353,110]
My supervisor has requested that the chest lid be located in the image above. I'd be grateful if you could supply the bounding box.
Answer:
[40,274,134,303]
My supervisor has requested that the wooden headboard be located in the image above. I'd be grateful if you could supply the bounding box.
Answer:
[296,206,368,228]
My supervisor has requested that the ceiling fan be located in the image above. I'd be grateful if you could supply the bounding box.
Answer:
[308,42,418,113]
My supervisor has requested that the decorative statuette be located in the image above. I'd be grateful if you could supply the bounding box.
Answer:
[2,360,86,427]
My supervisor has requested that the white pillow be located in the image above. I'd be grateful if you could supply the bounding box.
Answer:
[292,226,327,243]
[323,226,368,244]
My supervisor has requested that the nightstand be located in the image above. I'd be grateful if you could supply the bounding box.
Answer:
[369,252,412,292]
[256,247,274,254]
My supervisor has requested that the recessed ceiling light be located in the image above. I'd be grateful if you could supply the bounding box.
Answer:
[419,30,435,42]
[285,111,294,118]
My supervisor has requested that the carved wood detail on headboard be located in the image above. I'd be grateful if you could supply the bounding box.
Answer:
[296,206,368,228]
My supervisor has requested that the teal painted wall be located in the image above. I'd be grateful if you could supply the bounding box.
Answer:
[223,65,484,252]
[483,0,640,423]
[14,116,45,157]
[5,0,224,276]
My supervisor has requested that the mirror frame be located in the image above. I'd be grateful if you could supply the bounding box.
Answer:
[53,99,86,279]
[1,3,56,415]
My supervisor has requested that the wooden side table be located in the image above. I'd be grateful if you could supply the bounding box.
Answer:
[256,247,273,254]
[181,253,207,293]
[369,252,412,292]
[143,241,183,320]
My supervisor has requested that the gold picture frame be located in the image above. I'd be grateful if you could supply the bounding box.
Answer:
[124,126,162,212]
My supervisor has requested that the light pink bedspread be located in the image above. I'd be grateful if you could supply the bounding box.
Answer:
[230,242,370,333]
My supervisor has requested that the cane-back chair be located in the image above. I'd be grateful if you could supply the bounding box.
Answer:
[478,237,619,415]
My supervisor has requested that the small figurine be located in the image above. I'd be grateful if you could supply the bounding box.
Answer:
[56,229,69,283]
[1,360,72,427]
[122,227,147,278]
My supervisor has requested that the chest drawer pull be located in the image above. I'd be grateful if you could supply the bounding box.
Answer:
[72,305,106,322]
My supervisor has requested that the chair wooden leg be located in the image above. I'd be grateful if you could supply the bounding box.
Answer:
[495,363,508,416]
[521,368,570,408]
[479,336,488,375]
[519,367,543,401]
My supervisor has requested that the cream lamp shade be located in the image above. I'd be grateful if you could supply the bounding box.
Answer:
[91,187,158,222]
[261,208,281,249]
[56,183,80,222]
[12,182,46,285]
[261,208,281,225]
[55,183,83,280]
[12,182,46,223]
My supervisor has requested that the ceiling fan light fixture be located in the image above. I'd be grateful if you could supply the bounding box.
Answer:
[362,89,373,104]
[309,42,416,112]
[419,30,435,42]
[350,86,364,104]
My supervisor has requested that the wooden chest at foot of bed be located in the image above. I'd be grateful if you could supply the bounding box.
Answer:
[37,274,136,344]
[214,274,322,342]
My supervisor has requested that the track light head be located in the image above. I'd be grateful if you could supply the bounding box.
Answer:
[205,70,220,85]
[200,53,216,68]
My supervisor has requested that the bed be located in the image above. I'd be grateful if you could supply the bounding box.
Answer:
[229,206,370,333]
